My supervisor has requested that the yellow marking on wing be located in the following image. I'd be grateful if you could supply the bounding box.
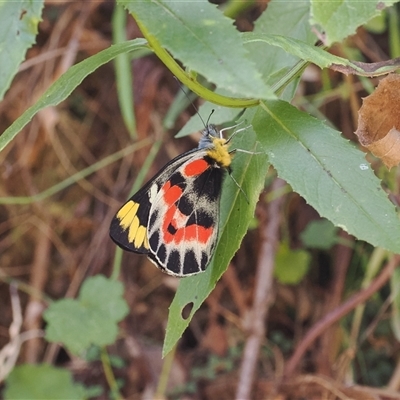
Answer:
[207,137,232,168]
[134,225,148,249]
[143,233,149,250]
[116,200,149,249]
[128,215,140,243]
[117,201,139,229]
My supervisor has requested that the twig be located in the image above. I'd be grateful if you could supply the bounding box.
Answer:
[24,221,51,363]
[316,230,353,375]
[235,178,286,399]
[284,254,400,378]
[0,283,44,382]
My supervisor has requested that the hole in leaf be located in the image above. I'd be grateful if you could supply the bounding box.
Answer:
[181,302,194,320]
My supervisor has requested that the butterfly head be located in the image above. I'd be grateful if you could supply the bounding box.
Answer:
[198,124,220,148]
[198,124,232,168]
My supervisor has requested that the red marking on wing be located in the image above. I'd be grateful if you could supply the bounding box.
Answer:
[182,224,214,244]
[164,206,180,230]
[162,181,183,206]
[183,159,209,177]
[160,167,214,246]
[162,205,214,245]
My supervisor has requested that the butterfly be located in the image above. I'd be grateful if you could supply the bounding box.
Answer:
[109,123,252,277]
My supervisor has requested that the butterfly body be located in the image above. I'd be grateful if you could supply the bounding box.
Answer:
[110,124,233,277]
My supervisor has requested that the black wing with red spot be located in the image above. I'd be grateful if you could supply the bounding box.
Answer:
[147,154,225,276]
[110,124,235,277]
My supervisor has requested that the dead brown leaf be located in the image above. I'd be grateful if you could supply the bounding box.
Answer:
[356,74,400,168]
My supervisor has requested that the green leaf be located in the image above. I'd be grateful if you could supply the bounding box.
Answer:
[253,100,400,253]
[112,4,136,138]
[249,0,316,100]
[251,0,315,81]
[274,243,311,285]
[243,33,400,77]
[163,0,315,356]
[120,0,274,99]
[4,364,87,400]
[0,1,44,100]
[44,275,129,355]
[310,0,398,45]
[163,110,269,356]
[178,0,315,140]
[243,33,348,70]
[0,39,147,153]
[301,219,338,250]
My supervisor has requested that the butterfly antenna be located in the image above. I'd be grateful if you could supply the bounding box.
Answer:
[174,78,209,129]
[205,109,215,127]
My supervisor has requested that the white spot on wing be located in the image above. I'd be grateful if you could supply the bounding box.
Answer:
[149,183,158,204]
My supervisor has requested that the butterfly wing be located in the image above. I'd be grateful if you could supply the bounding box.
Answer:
[109,149,199,254]
[147,154,225,276]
